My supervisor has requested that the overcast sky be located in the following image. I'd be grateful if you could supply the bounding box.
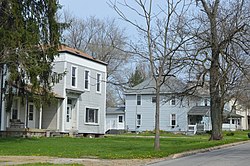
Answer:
[59,0,118,18]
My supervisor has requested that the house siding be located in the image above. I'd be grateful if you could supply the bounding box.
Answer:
[42,103,58,130]
[125,94,190,132]
[52,60,66,98]
[53,51,107,134]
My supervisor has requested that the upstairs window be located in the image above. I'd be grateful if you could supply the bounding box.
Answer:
[96,73,101,92]
[204,98,208,106]
[71,66,77,87]
[84,70,90,90]
[152,96,156,103]
[170,96,176,105]
[137,95,141,105]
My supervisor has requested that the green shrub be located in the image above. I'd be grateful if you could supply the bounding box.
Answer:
[206,130,212,134]
[225,132,234,136]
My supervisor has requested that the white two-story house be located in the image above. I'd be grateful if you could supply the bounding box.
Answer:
[125,77,244,133]
[125,77,191,132]
[0,45,107,136]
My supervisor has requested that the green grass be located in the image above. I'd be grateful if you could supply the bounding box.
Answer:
[0,131,249,159]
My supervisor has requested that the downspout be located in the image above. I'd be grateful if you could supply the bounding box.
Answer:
[0,66,4,130]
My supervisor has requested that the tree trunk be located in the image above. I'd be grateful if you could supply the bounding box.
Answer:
[205,0,223,140]
[154,81,160,150]
[209,64,223,140]
[209,34,223,140]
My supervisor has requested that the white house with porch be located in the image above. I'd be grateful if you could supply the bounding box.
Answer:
[124,77,244,134]
[0,45,107,136]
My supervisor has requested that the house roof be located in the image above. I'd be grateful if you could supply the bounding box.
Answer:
[188,106,243,118]
[58,45,107,66]
[106,107,125,115]
[125,76,186,95]
[188,106,210,116]
[223,112,243,118]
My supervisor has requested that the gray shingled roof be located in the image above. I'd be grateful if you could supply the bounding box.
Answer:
[125,76,186,95]
[188,106,210,116]
[188,106,243,118]
[106,107,125,115]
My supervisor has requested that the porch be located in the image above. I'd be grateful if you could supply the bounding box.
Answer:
[187,106,243,134]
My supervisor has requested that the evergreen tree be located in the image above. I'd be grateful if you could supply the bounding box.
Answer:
[0,0,62,110]
[129,67,146,87]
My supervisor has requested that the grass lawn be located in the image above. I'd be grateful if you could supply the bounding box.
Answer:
[0,131,249,159]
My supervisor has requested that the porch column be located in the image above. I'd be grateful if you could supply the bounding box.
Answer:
[39,105,43,129]
[56,100,60,130]
[229,118,232,130]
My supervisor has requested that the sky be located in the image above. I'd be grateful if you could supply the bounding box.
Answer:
[59,0,118,19]
[58,0,138,37]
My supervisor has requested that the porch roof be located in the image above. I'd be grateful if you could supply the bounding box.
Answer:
[66,88,85,95]
[188,106,243,118]
[223,112,243,118]
[188,106,210,116]
[106,107,125,115]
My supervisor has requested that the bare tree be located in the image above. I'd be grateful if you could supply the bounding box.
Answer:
[192,0,250,140]
[109,0,192,150]
[62,12,131,106]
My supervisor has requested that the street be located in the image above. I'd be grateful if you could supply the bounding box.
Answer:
[148,141,250,166]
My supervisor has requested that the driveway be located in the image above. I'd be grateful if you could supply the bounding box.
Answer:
[147,141,250,166]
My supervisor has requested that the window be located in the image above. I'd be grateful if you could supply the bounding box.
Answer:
[66,107,70,122]
[29,105,34,121]
[170,96,176,105]
[137,95,141,105]
[118,115,123,123]
[86,108,98,124]
[12,109,18,120]
[136,114,141,126]
[204,99,208,106]
[152,96,156,103]
[171,114,176,128]
[71,66,77,87]
[84,70,90,90]
[96,73,101,92]
[12,99,18,119]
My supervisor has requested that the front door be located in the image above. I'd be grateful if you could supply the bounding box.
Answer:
[28,103,36,128]
[65,102,72,130]
[118,115,125,129]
